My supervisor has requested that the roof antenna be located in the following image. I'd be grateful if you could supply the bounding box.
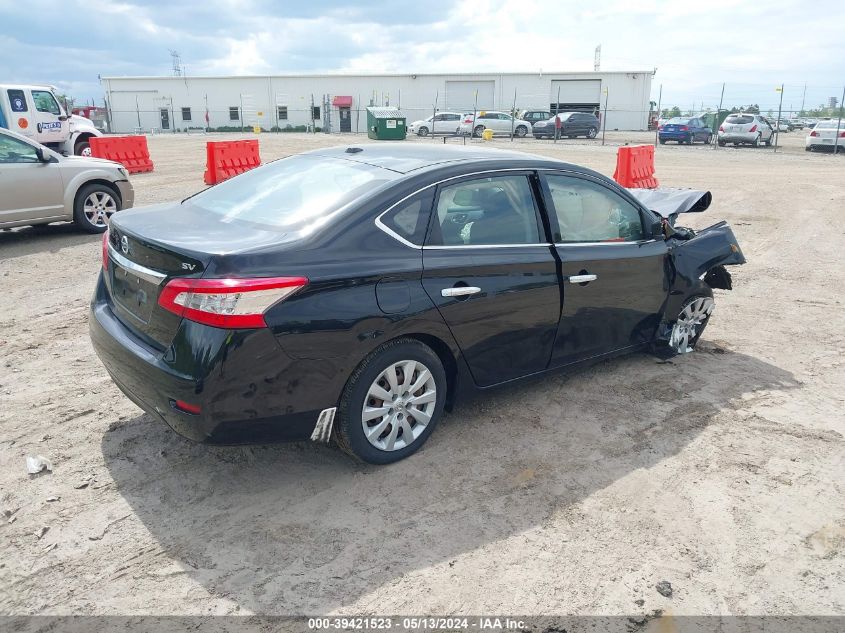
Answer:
[345,147,363,153]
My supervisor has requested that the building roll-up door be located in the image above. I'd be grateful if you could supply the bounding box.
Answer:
[446,80,495,111]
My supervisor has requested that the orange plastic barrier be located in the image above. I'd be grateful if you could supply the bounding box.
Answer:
[203,140,261,185]
[89,136,154,174]
[612,144,659,188]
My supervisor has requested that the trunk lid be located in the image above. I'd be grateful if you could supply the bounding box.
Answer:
[104,201,292,349]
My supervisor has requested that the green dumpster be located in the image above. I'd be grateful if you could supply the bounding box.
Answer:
[366,107,406,140]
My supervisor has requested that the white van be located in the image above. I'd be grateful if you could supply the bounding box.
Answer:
[0,84,102,156]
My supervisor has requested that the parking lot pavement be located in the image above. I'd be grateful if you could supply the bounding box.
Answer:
[1,132,843,616]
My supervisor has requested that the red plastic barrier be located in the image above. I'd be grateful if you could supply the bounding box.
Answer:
[89,136,154,174]
[613,144,659,188]
[203,140,261,185]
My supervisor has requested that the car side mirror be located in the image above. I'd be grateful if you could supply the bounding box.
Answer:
[649,217,665,239]
[35,147,50,163]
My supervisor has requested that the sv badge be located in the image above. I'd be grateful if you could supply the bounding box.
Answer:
[181,262,197,271]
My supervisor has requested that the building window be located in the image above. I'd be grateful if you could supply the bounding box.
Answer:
[181,107,192,121]
[277,106,288,120]
[229,106,239,121]
[311,106,320,120]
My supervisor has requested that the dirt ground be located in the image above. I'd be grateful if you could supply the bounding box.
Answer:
[1,130,843,617]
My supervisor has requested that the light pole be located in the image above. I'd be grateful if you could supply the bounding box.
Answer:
[601,87,609,146]
[774,84,784,152]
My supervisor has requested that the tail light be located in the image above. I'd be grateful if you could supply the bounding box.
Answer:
[158,277,308,329]
[463,117,473,123]
[101,229,109,271]
[840,131,845,138]
[658,125,664,131]
[719,125,724,132]
[810,130,819,137]
[680,125,689,131]
[749,125,758,133]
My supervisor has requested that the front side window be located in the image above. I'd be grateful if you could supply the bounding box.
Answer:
[428,175,541,246]
[31,90,60,115]
[545,175,645,243]
[229,106,239,121]
[0,133,39,163]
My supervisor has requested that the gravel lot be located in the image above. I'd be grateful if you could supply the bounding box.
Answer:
[1,131,843,617]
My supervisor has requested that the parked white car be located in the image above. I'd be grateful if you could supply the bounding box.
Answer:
[805,120,845,152]
[0,127,133,232]
[408,111,464,136]
[458,111,532,137]
[717,113,775,147]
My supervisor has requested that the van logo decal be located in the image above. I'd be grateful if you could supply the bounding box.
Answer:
[120,235,129,255]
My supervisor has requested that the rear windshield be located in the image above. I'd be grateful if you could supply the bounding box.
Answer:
[187,155,395,230]
[666,117,690,124]
[725,115,754,124]
[814,121,838,129]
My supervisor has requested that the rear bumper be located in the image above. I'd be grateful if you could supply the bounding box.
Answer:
[659,132,695,141]
[718,133,758,143]
[115,180,134,209]
[89,274,331,444]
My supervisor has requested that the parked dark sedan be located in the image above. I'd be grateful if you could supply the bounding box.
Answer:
[659,117,713,144]
[532,112,600,139]
[90,145,745,464]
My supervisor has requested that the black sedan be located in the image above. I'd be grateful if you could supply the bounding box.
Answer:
[90,145,745,464]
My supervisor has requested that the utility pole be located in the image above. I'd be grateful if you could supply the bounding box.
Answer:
[601,87,609,146]
[834,84,845,155]
[800,82,807,115]
[714,82,725,147]
[310,94,315,134]
[654,83,662,146]
[510,87,517,141]
[554,85,561,143]
[774,84,784,152]
[432,90,438,139]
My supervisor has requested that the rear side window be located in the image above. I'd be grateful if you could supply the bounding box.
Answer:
[31,90,60,115]
[380,192,433,245]
[545,175,645,243]
[7,89,27,112]
[428,175,541,246]
[725,115,754,124]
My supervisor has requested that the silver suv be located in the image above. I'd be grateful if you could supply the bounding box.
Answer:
[0,127,133,233]
[718,113,775,147]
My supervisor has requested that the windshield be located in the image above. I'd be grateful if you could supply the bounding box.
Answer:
[187,155,395,231]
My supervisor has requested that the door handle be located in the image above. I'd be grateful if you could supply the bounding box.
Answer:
[568,274,597,284]
[441,286,481,297]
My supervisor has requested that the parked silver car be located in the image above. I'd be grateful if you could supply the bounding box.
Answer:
[717,113,775,147]
[458,111,532,137]
[0,127,133,233]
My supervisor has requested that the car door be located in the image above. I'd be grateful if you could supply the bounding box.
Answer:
[432,114,447,134]
[540,171,669,366]
[421,171,561,387]
[571,114,587,135]
[0,132,65,224]
[29,89,67,145]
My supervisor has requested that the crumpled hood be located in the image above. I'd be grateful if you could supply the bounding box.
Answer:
[626,188,713,224]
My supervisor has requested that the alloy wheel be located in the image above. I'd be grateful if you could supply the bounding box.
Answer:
[361,360,437,452]
[83,191,116,227]
[669,297,714,354]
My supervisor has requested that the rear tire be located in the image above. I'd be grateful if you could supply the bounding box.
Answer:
[753,133,761,147]
[73,182,120,234]
[718,139,726,146]
[514,125,528,138]
[587,126,598,139]
[473,125,485,138]
[336,338,447,464]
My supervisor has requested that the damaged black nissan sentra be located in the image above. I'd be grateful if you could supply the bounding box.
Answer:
[90,144,745,464]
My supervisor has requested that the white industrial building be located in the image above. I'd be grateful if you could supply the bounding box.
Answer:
[101,70,654,134]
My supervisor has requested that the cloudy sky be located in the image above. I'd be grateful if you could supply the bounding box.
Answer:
[1,0,843,112]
